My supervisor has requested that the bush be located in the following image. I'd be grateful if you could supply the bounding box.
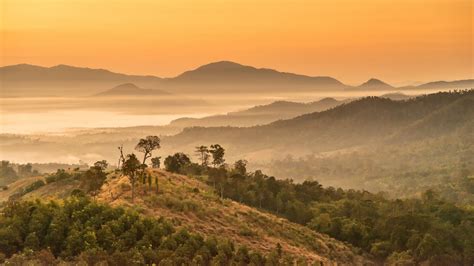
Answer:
[23,180,45,194]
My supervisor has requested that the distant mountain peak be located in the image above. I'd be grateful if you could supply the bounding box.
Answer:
[197,61,246,70]
[112,83,140,90]
[95,83,168,96]
[358,78,393,89]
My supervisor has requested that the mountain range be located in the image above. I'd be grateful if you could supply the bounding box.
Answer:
[169,97,347,127]
[1,61,472,96]
[161,90,474,160]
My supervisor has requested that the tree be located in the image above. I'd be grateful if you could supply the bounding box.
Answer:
[195,146,210,167]
[209,144,225,168]
[0,161,17,179]
[233,160,248,175]
[151,157,161,168]
[117,145,125,170]
[164,153,191,173]
[93,160,108,171]
[18,163,33,177]
[81,160,108,195]
[122,154,141,202]
[135,136,161,165]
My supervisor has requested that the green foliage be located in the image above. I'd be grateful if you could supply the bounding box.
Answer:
[209,144,225,167]
[0,196,278,264]
[177,159,474,264]
[122,153,141,202]
[151,156,161,168]
[135,135,161,165]
[164,153,191,173]
[80,161,108,194]
[45,169,75,184]
[22,180,45,194]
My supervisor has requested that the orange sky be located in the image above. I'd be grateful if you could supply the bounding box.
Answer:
[1,0,472,85]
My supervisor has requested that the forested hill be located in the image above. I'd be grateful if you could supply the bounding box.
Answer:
[169,97,345,128]
[162,90,474,156]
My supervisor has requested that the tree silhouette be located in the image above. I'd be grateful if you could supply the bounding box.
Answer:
[151,157,161,168]
[117,145,125,170]
[135,136,161,165]
[209,144,225,168]
[122,154,141,202]
[195,145,210,167]
[164,153,191,173]
[234,160,248,175]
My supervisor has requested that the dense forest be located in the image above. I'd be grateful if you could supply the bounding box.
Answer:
[0,194,290,265]
[164,146,474,265]
[265,131,474,204]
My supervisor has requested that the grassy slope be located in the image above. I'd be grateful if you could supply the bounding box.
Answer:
[96,169,371,265]
[1,169,372,264]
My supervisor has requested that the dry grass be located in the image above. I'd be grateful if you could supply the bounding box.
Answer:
[0,176,42,202]
[97,169,372,265]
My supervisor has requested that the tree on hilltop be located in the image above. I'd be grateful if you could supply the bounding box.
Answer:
[122,154,141,202]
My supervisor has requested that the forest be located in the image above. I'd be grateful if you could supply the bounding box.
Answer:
[1,116,473,264]
[164,144,474,265]
[0,195,287,265]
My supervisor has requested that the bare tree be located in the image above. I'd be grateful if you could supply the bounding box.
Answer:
[117,145,125,169]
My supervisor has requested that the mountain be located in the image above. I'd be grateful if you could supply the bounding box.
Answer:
[380,92,413,101]
[162,90,474,160]
[94,83,169,97]
[0,64,163,96]
[357,78,394,90]
[169,97,347,127]
[415,79,474,90]
[164,61,346,93]
[2,62,472,96]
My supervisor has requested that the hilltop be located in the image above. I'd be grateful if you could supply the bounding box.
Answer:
[357,78,394,90]
[163,91,474,157]
[94,83,169,97]
[2,62,472,96]
[159,91,474,202]
[0,169,370,265]
[169,97,346,127]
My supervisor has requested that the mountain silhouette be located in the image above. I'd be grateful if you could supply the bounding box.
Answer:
[1,62,473,96]
[164,61,346,93]
[169,97,346,127]
[94,83,168,96]
[357,78,394,90]
[163,90,474,157]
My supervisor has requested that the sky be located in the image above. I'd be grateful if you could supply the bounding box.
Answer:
[1,0,472,85]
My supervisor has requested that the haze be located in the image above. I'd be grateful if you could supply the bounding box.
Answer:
[2,0,472,85]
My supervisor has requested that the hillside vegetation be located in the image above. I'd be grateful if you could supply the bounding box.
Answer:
[162,90,474,203]
[0,168,370,265]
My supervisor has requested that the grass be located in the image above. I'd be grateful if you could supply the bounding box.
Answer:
[94,169,370,265]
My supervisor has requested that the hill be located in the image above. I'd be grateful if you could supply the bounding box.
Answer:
[0,64,163,97]
[94,83,169,97]
[357,78,393,90]
[380,92,413,101]
[0,169,370,265]
[415,79,474,90]
[164,61,346,93]
[163,91,474,157]
[160,91,474,202]
[169,97,346,127]
[2,62,472,96]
